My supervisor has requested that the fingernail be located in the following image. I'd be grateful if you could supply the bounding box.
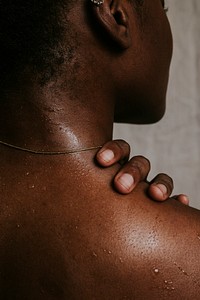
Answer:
[182,195,189,205]
[118,173,134,191]
[99,149,114,162]
[155,184,168,197]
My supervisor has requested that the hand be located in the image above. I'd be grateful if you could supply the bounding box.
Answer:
[96,140,189,205]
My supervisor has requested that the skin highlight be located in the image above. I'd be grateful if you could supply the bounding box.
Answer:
[0,0,199,299]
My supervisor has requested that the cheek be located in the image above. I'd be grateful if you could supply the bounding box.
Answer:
[145,4,173,80]
[133,11,173,123]
[114,5,173,124]
[153,18,173,79]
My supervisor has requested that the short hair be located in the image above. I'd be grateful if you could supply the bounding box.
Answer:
[0,0,76,87]
[0,0,143,88]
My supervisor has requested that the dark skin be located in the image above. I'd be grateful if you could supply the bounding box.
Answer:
[96,139,189,204]
[0,0,198,299]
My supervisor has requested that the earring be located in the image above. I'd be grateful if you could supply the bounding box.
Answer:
[90,0,104,6]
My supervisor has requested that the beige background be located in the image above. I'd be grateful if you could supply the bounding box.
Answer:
[114,0,200,209]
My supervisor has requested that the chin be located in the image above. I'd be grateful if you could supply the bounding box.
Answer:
[141,107,166,124]
[114,104,166,125]
[114,88,167,124]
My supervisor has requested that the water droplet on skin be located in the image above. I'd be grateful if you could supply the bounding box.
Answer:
[182,270,189,276]
[197,234,200,240]
[165,286,175,291]
[17,224,20,228]
[26,172,30,176]
[103,249,112,255]
[163,279,174,291]
[154,268,159,274]
[29,184,35,189]
[92,252,98,257]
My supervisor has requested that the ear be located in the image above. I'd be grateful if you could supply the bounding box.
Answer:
[90,0,131,49]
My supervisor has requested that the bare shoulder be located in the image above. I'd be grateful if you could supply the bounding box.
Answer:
[66,162,200,299]
[0,155,200,299]
[94,181,200,299]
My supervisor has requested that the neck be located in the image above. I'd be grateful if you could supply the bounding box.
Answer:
[0,78,114,153]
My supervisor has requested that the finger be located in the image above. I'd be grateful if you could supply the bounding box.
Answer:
[114,156,151,194]
[148,173,174,201]
[96,139,130,167]
[172,194,190,206]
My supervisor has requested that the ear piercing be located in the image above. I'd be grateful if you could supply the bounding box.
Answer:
[90,0,104,6]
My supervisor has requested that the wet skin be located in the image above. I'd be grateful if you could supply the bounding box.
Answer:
[0,0,200,299]
[1,148,200,299]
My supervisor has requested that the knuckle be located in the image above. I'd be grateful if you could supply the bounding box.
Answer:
[114,140,130,161]
[115,139,130,153]
[132,155,151,172]
[128,156,151,177]
[104,140,117,150]
[156,173,174,190]
[99,141,113,152]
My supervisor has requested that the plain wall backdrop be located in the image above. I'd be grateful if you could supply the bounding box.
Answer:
[114,0,200,209]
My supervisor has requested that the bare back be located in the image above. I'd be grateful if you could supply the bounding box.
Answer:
[1,147,200,299]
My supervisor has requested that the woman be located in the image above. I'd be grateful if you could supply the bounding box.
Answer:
[0,0,199,298]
